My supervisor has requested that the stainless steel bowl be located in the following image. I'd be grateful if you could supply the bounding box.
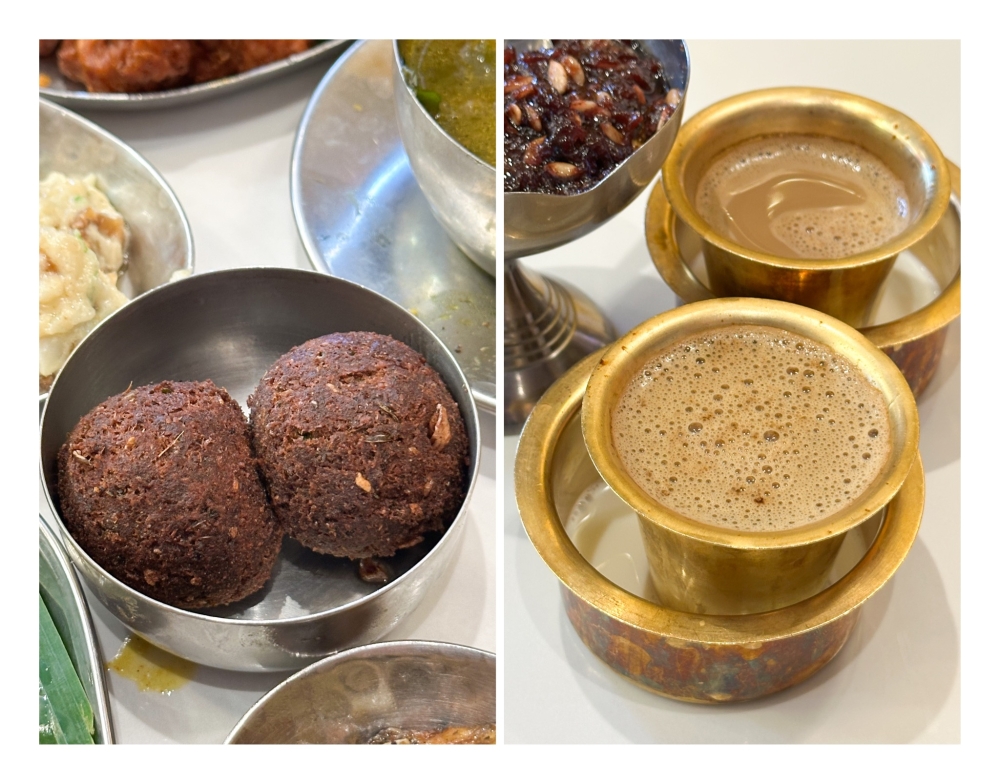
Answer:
[39,268,481,672]
[39,515,115,744]
[39,98,195,404]
[503,39,691,259]
[225,640,496,743]
[392,41,496,275]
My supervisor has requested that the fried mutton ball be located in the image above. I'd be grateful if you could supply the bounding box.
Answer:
[57,380,283,609]
[53,39,313,93]
[57,39,194,93]
[249,333,470,561]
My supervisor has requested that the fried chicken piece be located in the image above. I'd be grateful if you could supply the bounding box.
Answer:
[57,40,193,93]
[189,40,311,83]
[40,40,60,57]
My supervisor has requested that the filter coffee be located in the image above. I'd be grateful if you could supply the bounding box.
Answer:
[611,325,891,531]
[695,134,910,260]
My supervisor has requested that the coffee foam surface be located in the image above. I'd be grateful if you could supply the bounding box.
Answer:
[695,135,911,259]
[611,325,891,532]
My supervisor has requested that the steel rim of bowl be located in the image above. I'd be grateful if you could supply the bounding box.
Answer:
[224,640,496,744]
[40,267,481,634]
[514,350,924,649]
[38,98,195,407]
[645,161,961,352]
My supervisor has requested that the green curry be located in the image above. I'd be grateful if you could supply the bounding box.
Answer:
[399,40,495,166]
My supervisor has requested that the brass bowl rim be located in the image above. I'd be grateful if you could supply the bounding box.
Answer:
[661,86,952,271]
[580,298,920,550]
[515,351,924,645]
[646,161,961,350]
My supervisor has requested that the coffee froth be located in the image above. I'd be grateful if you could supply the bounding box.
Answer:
[695,134,911,260]
[611,325,891,532]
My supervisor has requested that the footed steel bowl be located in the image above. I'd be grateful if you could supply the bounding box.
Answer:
[40,268,480,671]
[503,39,690,259]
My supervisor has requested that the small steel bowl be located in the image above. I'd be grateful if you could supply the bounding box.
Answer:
[40,268,480,672]
[39,515,115,744]
[225,640,496,743]
[646,161,961,399]
[503,40,691,259]
[392,41,496,275]
[39,98,194,404]
[515,351,924,703]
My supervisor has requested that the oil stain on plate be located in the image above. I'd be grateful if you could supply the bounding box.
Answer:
[107,636,196,694]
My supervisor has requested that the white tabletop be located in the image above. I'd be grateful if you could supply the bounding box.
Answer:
[37,53,496,745]
[504,40,960,743]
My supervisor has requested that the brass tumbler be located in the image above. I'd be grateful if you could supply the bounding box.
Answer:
[661,87,952,328]
[581,298,920,614]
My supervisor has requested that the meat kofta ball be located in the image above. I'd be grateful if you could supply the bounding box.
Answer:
[53,39,312,93]
[57,40,194,94]
[249,332,470,561]
[57,380,283,609]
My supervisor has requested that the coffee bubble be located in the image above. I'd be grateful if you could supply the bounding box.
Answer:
[695,134,911,260]
[611,325,891,532]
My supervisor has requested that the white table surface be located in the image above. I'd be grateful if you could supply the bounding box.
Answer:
[504,40,961,744]
[37,51,496,745]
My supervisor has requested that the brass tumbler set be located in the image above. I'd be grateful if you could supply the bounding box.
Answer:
[516,85,961,701]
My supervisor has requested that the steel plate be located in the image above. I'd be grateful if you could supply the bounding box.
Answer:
[291,39,496,412]
[39,40,352,111]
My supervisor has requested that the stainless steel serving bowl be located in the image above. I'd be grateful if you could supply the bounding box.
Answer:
[392,40,496,275]
[39,98,194,404]
[503,39,691,259]
[225,640,496,743]
[39,268,480,672]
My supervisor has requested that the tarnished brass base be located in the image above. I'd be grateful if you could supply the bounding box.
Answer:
[515,351,924,703]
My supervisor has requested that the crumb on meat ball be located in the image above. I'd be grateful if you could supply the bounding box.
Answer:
[57,380,283,610]
[249,332,470,561]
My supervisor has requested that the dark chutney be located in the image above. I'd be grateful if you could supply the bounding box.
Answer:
[503,40,681,195]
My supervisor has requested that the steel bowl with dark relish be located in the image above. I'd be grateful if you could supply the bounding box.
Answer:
[503,40,682,196]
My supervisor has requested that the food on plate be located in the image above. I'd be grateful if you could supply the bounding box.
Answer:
[57,381,283,610]
[503,39,681,195]
[39,172,129,393]
[46,40,312,93]
[398,39,496,165]
[188,40,312,83]
[39,39,60,57]
[368,724,497,744]
[39,594,95,744]
[249,332,469,561]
